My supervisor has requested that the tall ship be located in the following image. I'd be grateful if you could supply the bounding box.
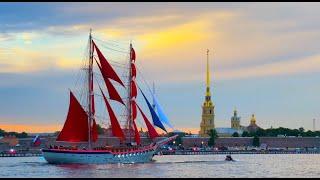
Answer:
[41,30,177,164]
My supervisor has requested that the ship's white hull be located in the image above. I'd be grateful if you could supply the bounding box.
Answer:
[42,149,155,164]
[42,135,178,164]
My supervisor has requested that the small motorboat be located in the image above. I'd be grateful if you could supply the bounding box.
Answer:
[225,155,234,161]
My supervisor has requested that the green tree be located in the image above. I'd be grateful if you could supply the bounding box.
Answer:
[256,128,266,137]
[167,131,186,146]
[208,129,218,147]
[252,135,260,147]
[298,127,305,133]
[53,131,60,136]
[232,132,239,137]
[0,129,5,136]
[96,124,104,135]
[304,130,314,137]
[17,132,28,138]
[242,131,250,137]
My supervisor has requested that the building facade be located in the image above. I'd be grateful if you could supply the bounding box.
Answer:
[181,137,320,149]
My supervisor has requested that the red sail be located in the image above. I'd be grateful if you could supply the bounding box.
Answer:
[91,119,98,142]
[133,120,141,145]
[137,104,159,140]
[131,80,137,98]
[131,47,136,62]
[96,60,124,105]
[100,87,125,141]
[57,91,89,142]
[93,40,124,87]
[132,100,137,120]
[131,63,136,77]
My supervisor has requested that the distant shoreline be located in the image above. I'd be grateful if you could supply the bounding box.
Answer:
[1,150,320,158]
[161,150,320,155]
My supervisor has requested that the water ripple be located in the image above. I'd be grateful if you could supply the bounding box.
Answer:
[0,154,319,178]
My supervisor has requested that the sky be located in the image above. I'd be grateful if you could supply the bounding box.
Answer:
[1,2,320,133]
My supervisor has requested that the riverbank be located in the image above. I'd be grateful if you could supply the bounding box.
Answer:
[161,150,320,155]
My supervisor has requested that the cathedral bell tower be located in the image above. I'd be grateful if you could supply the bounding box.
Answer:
[199,49,215,137]
[231,108,241,129]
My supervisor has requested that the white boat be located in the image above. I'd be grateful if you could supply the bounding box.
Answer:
[41,30,177,164]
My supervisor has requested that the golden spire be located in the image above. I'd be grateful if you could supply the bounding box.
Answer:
[250,114,256,125]
[206,49,211,97]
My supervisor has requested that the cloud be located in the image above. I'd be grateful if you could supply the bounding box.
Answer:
[2,3,320,131]
[0,123,61,133]
[216,54,320,80]
[2,4,320,84]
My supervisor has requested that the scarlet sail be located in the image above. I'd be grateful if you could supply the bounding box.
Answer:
[132,100,137,120]
[41,32,179,165]
[91,119,98,142]
[96,60,124,105]
[93,40,124,87]
[131,80,137,99]
[137,104,159,140]
[133,121,141,145]
[131,63,136,77]
[130,46,136,62]
[57,91,90,142]
[130,46,140,144]
[100,87,125,141]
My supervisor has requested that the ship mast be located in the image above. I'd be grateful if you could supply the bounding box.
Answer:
[88,29,94,149]
[127,43,133,144]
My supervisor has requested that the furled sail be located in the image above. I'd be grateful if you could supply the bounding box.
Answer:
[57,91,91,142]
[137,104,159,140]
[131,77,137,98]
[130,45,140,144]
[92,40,125,87]
[99,87,125,142]
[152,93,174,129]
[132,120,141,145]
[96,60,124,105]
[139,88,167,133]
[132,100,137,121]
[131,46,136,61]
[131,63,136,77]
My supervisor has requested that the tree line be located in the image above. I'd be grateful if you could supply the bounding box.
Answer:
[0,128,28,138]
[232,127,320,137]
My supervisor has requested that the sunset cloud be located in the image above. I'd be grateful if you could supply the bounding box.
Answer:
[0,123,61,133]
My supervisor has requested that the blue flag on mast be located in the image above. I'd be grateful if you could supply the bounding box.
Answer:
[139,87,167,133]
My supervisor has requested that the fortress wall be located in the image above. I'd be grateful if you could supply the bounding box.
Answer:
[181,137,320,148]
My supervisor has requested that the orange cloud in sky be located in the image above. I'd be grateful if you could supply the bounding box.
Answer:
[0,123,61,133]
[0,123,200,134]
[138,20,209,58]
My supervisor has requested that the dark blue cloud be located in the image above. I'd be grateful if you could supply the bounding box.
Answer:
[0,2,242,33]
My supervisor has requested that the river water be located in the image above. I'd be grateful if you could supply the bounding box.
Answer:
[0,154,319,178]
